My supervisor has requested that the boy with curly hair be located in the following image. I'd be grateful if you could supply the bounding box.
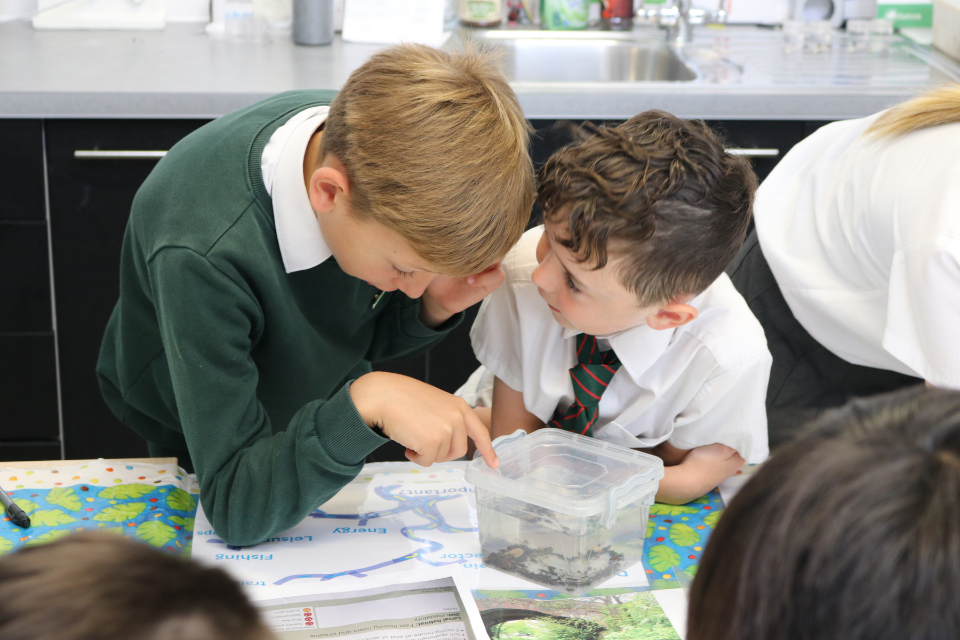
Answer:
[458,112,770,504]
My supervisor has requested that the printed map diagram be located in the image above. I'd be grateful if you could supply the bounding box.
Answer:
[279,482,478,583]
[191,462,654,597]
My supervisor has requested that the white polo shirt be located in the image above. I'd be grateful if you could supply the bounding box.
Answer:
[261,105,332,273]
[754,114,960,388]
[458,227,772,464]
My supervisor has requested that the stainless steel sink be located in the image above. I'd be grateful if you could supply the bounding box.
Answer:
[462,29,699,82]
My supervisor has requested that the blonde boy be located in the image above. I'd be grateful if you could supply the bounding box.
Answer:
[97,45,534,546]
[459,112,771,504]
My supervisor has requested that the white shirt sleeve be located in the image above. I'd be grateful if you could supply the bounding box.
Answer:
[667,353,772,464]
[884,234,960,388]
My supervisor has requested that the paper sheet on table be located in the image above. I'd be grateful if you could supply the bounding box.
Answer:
[255,572,486,640]
[475,589,686,640]
[191,462,649,599]
[342,0,447,46]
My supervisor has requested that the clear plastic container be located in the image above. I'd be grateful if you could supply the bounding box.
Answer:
[466,429,664,595]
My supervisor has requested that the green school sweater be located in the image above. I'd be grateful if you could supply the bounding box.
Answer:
[97,91,460,547]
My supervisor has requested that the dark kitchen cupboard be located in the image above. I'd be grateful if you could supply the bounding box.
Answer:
[44,120,209,460]
[0,120,59,461]
[0,116,829,463]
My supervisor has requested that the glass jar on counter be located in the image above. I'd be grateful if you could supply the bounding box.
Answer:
[460,0,502,26]
[541,0,590,30]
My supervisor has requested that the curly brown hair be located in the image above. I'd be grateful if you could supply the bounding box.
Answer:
[537,111,757,306]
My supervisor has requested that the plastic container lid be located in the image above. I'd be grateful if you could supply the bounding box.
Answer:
[466,429,665,528]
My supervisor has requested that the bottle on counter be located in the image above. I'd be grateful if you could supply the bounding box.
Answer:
[541,0,590,29]
[460,0,503,26]
[506,0,538,25]
[602,0,633,29]
[293,0,333,44]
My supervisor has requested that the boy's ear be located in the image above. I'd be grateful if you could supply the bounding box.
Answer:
[307,166,350,214]
[647,298,698,331]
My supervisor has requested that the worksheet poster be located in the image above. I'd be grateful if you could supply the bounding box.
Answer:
[257,575,483,640]
[191,462,653,598]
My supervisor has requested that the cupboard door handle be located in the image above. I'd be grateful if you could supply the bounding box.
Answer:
[725,148,779,157]
[74,148,779,160]
[75,148,779,160]
[74,150,168,160]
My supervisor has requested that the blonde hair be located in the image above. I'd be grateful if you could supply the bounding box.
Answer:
[865,83,960,138]
[321,44,535,277]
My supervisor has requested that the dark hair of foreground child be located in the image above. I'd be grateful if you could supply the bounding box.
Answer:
[0,532,273,640]
[687,384,960,640]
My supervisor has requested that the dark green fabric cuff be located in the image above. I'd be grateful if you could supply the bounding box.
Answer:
[314,382,389,465]
[399,298,464,340]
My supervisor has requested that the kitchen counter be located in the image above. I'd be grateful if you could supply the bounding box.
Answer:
[1,21,959,120]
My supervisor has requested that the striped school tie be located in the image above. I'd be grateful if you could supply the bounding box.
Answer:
[549,333,621,438]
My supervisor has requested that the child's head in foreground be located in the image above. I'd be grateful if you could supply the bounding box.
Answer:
[532,111,757,336]
[0,532,272,640]
[688,385,960,640]
[316,43,535,285]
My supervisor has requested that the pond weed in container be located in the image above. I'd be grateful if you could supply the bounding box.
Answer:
[466,429,664,595]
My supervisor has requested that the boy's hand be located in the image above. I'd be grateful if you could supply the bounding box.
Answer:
[682,442,744,470]
[655,443,744,505]
[350,372,500,468]
[419,263,505,328]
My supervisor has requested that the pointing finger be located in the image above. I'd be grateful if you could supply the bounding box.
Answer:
[464,408,499,468]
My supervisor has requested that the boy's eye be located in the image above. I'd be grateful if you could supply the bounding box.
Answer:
[565,273,581,294]
[393,266,414,278]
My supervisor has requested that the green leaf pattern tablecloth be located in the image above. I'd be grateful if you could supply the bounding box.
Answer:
[1,460,198,557]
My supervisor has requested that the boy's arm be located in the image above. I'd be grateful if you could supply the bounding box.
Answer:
[364,293,460,364]
[149,248,495,547]
[490,375,543,440]
[648,442,744,505]
[364,264,505,362]
[651,354,771,504]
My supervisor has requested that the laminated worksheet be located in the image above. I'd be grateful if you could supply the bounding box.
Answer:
[189,461,741,639]
[191,462,657,597]
[255,573,486,640]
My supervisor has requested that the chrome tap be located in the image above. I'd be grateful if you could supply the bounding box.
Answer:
[638,0,727,45]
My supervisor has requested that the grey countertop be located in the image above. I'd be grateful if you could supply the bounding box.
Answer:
[2,21,959,120]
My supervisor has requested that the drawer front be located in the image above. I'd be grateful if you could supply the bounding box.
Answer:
[529,118,810,184]
[0,120,45,221]
[45,119,209,459]
[0,222,52,332]
[0,442,63,463]
[0,335,59,442]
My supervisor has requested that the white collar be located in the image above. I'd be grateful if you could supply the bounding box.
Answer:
[263,106,333,274]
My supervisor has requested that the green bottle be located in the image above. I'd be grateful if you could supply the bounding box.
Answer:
[541,0,589,29]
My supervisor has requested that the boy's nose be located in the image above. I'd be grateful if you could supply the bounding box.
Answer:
[398,272,434,299]
[531,261,554,291]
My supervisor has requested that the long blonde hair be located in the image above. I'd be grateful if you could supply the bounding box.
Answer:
[865,83,960,138]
